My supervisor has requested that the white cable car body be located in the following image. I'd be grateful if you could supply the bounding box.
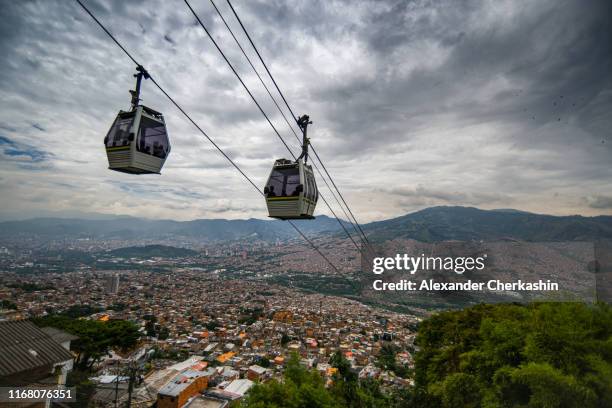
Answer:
[104,105,170,174]
[264,158,318,219]
[264,114,318,220]
[103,66,170,175]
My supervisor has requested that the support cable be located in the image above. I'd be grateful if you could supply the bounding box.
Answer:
[74,0,342,275]
[225,0,371,247]
[208,0,365,249]
[188,0,363,250]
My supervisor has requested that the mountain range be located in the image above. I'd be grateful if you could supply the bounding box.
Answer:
[363,206,612,242]
[1,206,611,243]
[0,214,349,242]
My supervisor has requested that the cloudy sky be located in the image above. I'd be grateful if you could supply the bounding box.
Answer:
[0,0,610,222]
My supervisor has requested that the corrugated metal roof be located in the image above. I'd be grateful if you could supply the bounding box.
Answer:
[41,326,79,344]
[0,320,75,377]
[224,379,253,396]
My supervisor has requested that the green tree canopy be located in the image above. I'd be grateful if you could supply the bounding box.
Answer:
[33,315,140,370]
[413,302,612,408]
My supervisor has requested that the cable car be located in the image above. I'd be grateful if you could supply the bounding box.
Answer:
[264,115,319,219]
[104,66,170,174]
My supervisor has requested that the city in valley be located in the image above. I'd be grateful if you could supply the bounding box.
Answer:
[0,234,420,406]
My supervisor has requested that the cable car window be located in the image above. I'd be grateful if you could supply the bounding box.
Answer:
[303,174,310,200]
[266,167,300,197]
[266,169,284,197]
[303,174,310,199]
[105,115,134,147]
[286,173,301,196]
[307,176,315,201]
[137,117,168,158]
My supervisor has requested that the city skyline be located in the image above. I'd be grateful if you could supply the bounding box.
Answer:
[1,0,611,223]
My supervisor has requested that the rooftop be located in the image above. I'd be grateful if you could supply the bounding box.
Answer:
[185,396,228,408]
[224,379,254,397]
[158,369,214,397]
[40,326,78,344]
[0,320,74,378]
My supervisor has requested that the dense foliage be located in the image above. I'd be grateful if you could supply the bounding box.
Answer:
[0,299,17,309]
[108,244,198,258]
[242,303,611,408]
[6,282,55,292]
[377,343,411,379]
[411,302,612,407]
[33,315,140,369]
[243,352,389,408]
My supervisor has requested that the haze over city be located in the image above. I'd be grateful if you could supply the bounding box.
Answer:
[0,0,610,222]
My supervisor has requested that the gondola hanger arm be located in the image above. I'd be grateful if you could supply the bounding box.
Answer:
[130,65,150,110]
[297,114,312,163]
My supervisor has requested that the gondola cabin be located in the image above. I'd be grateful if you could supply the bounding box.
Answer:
[104,105,170,174]
[264,158,318,220]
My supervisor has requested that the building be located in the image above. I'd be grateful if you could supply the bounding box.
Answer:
[184,395,228,408]
[206,379,254,402]
[157,369,212,408]
[0,320,75,395]
[41,326,79,352]
[224,379,254,398]
[246,365,268,382]
[105,273,120,294]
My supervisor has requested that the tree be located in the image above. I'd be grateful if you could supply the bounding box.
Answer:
[378,343,397,370]
[413,302,612,407]
[145,320,157,337]
[243,353,338,408]
[242,302,612,408]
[0,299,17,310]
[432,373,481,408]
[33,315,140,370]
[329,351,389,407]
[158,326,170,340]
[206,320,219,331]
[258,357,271,368]
[61,304,102,318]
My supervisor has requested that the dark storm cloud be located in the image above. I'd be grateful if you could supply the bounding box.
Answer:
[313,0,612,157]
[0,0,610,221]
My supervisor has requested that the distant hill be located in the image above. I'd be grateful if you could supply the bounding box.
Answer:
[363,206,612,242]
[1,207,610,243]
[107,245,198,258]
[0,215,349,242]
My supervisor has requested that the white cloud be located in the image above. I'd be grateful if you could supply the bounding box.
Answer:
[0,0,610,222]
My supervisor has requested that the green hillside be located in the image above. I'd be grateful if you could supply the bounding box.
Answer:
[106,244,199,258]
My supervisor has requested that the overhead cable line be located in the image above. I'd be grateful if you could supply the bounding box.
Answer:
[185,0,362,251]
[225,0,372,248]
[182,0,294,158]
[207,0,366,250]
[311,146,372,246]
[74,0,341,275]
[207,0,298,148]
